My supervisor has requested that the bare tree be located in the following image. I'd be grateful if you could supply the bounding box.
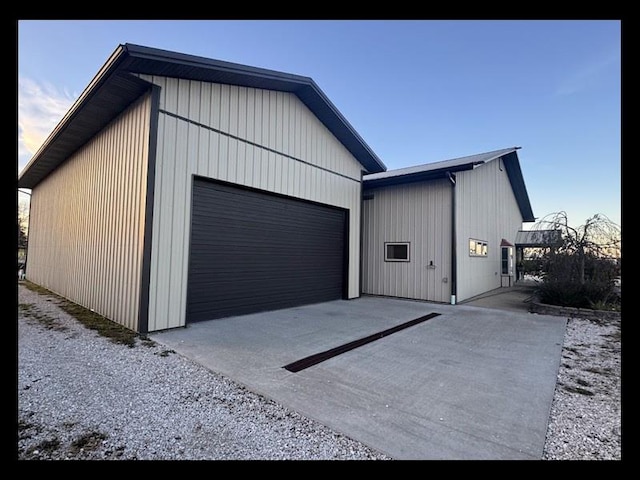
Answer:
[18,197,29,248]
[533,211,621,284]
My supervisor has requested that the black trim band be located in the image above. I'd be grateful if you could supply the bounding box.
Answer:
[283,313,441,373]
[137,86,161,334]
[158,108,361,184]
[448,172,457,304]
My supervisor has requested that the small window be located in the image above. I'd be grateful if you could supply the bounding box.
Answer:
[469,238,488,257]
[385,242,410,262]
[501,246,513,275]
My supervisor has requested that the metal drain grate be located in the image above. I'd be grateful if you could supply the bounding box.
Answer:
[283,312,441,373]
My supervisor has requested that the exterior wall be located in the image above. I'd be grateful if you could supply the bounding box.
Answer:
[362,179,452,303]
[137,75,364,331]
[26,93,152,331]
[455,157,523,301]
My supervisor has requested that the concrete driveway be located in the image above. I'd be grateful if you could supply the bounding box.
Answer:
[151,291,566,460]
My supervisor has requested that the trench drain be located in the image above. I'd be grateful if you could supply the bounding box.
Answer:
[283,312,440,373]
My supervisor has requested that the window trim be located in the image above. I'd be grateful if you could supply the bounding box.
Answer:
[501,245,513,275]
[469,238,488,257]
[384,242,410,262]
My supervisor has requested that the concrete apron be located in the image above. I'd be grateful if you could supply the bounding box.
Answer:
[150,296,567,460]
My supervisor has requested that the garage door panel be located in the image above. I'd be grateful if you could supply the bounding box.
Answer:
[190,235,343,249]
[188,287,340,311]
[188,269,343,282]
[187,179,346,322]
[189,250,345,265]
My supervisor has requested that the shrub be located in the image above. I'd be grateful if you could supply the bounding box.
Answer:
[521,258,545,278]
[536,253,620,311]
[536,280,618,310]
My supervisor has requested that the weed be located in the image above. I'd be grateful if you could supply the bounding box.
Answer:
[19,301,68,331]
[589,300,621,312]
[21,281,53,296]
[70,431,108,453]
[29,437,61,456]
[562,384,595,396]
[139,336,157,348]
[17,419,40,441]
[157,349,175,357]
[57,300,137,347]
[18,419,34,431]
[585,366,611,375]
[575,378,591,387]
[34,314,68,332]
[21,280,139,347]
[605,330,621,342]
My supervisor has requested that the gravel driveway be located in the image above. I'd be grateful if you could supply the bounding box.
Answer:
[17,282,621,460]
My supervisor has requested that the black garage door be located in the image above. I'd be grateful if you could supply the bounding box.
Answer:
[186,179,347,322]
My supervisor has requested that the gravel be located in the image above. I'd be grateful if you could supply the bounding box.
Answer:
[17,283,621,460]
[542,313,621,460]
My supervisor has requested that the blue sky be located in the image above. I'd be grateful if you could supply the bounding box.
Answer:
[17,20,621,228]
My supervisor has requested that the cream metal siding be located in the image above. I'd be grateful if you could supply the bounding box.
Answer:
[26,93,152,331]
[362,179,452,303]
[138,75,364,331]
[455,157,524,301]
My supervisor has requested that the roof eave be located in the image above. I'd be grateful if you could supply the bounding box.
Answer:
[502,151,535,222]
[364,148,536,223]
[19,43,386,188]
[18,45,130,188]
[363,163,476,189]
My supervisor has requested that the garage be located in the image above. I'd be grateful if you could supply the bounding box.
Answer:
[186,178,348,322]
[20,43,385,332]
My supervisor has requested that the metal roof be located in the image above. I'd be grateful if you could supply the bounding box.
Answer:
[18,43,386,189]
[364,147,517,182]
[515,229,563,247]
[363,147,535,222]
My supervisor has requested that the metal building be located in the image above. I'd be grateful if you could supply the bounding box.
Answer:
[18,43,386,333]
[19,44,538,333]
[362,148,535,304]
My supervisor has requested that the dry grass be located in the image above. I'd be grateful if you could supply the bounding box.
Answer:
[19,302,68,332]
[20,280,143,348]
[69,431,108,454]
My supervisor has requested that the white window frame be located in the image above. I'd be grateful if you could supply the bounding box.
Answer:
[384,242,410,262]
[501,245,514,275]
[469,238,488,257]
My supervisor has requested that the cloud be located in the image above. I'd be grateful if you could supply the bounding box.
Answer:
[555,49,620,97]
[18,77,76,175]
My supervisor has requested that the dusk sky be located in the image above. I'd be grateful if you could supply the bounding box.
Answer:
[17,20,621,229]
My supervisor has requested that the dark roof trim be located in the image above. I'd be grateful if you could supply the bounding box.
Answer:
[501,151,535,222]
[363,147,518,184]
[19,43,385,188]
[19,45,131,188]
[362,162,476,189]
[121,43,315,88]
[363,147,535,223]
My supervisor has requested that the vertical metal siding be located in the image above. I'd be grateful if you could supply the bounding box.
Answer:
[455,158,523,301]
[362,179,452,303]
[26,93,152,331]
[137,75,363,332]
